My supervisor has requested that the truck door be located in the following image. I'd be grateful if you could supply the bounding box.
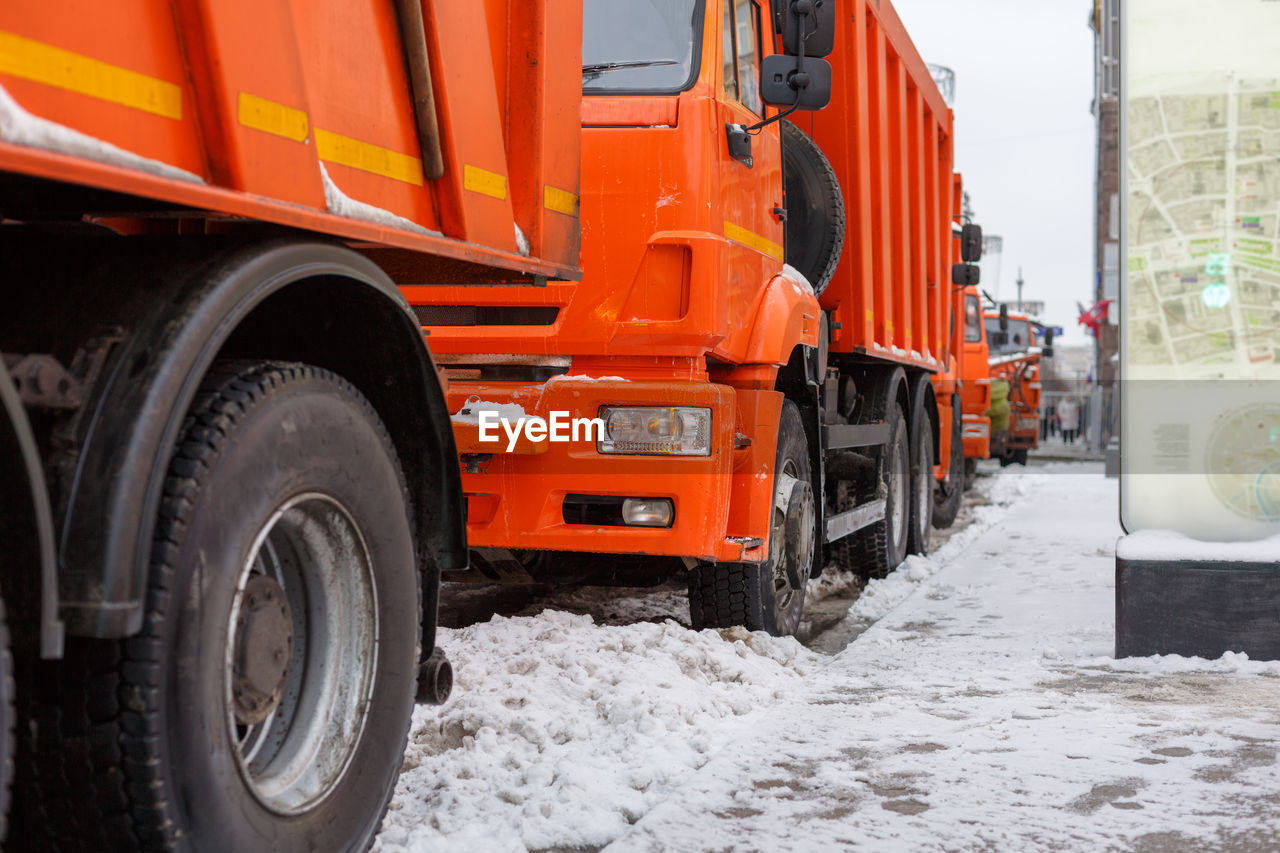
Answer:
[716,1,785,301]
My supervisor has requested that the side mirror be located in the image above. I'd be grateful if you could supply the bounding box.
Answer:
[999,303,1009,331]
[960,223,983,263]
[761,54,832,109]
[1042,328,1055,359]
[951,263,980,286]
[782,0,835,58]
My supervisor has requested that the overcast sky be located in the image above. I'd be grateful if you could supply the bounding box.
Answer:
[894,0,1098,344]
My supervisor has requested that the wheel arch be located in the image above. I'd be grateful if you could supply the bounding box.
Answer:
[742,273,822,367]
[1,237,461,640]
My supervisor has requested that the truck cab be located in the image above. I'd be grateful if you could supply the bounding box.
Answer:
[419,0,962,637]
[424,0,811,569]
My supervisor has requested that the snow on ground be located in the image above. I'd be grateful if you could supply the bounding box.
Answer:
[378,615,821,852]
[607,469,1280,853]
[381,465,1280,852]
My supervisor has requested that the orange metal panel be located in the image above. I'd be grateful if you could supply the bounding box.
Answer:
[291,1,439,230]
[421,0,517,251]
[505,0,583,271]
[174,0,324,207]
[0,2,208,179]
[0,142,573,280]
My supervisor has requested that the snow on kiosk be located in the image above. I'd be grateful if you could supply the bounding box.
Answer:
[426,0,984,637]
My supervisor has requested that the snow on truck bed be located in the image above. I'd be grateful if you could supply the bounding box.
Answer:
[378,466,1280,852]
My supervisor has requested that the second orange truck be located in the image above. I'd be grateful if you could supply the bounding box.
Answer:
[422,0,983,635]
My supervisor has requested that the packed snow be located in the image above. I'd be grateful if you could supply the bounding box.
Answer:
[378,615,821,852]
[1117,528,1280,562]
[379,465,1280,852]
[319,163,441,236]
[780,264,815,298]
[0,83,203,183]
[450,397,528,426]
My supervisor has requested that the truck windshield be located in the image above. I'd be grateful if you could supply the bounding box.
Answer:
[583,0,703,93]
[985,317,1034,356]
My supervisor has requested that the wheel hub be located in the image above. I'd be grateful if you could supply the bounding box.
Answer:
[775,473,816,591]
[783,479,816,588]
[232,574,294,726]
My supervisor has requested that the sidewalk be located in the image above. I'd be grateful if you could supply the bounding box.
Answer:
[606,470,1280,852]
[1031,435,1104,463]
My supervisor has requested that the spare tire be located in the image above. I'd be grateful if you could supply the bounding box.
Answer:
[782,121,845,296]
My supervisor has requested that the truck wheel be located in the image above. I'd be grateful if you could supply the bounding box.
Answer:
[0,595,12,844]
[907,413,934,555]
[932,400,965,529]
[781,121,845,296]
[836,402,910,578]
[689,401,813,636]
[21,362,420,851]
[1013,448,1029,466]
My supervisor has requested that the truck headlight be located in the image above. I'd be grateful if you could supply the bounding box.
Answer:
[597,406,712,456]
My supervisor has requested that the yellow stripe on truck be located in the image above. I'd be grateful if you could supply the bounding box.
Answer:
[723,220,783,261]
[315,127,424,185]
[238,92,309,142]
[0,30,181,120]
[464,164,508,200]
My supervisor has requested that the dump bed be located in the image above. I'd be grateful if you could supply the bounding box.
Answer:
[0,1,581,281]
[797,0,955,371]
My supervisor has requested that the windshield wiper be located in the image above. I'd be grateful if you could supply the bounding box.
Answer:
[582,59,679,81]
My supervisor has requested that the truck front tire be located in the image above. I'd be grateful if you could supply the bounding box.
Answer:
[18,362,420,851]
[689,401,813,636]
[0,594,12,844]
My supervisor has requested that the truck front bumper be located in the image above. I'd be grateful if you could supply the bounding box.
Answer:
[448,377,754,563]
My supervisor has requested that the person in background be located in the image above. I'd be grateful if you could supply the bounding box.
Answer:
[1057,396,1080,445]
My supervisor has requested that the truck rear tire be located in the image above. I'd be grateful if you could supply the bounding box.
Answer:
[834,402,910,579]
[932,400,965,529]
[907,413,934,555]
[0,595,12,844]
[781,121,845,296]
[18,362,420,851]
[689,401,813,636]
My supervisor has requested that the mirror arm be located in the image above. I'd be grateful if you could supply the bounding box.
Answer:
[742,3,812,135]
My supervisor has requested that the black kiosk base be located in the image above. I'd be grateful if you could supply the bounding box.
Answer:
[1116,555,1280,660]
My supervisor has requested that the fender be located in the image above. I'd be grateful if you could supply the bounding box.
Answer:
[741,272,822,366]
[0,360,63,658]
[0,237,463,640]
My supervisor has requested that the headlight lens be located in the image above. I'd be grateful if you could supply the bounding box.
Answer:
[598,406,712,455]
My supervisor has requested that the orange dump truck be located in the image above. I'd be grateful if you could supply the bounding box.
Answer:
[0,2,580,846]
[985,308,1043,466]
[421,0,982,636]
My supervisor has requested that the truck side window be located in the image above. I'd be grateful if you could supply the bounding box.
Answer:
[735,1,763,116]
[964,294,982,342]
[722,2,739,101]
